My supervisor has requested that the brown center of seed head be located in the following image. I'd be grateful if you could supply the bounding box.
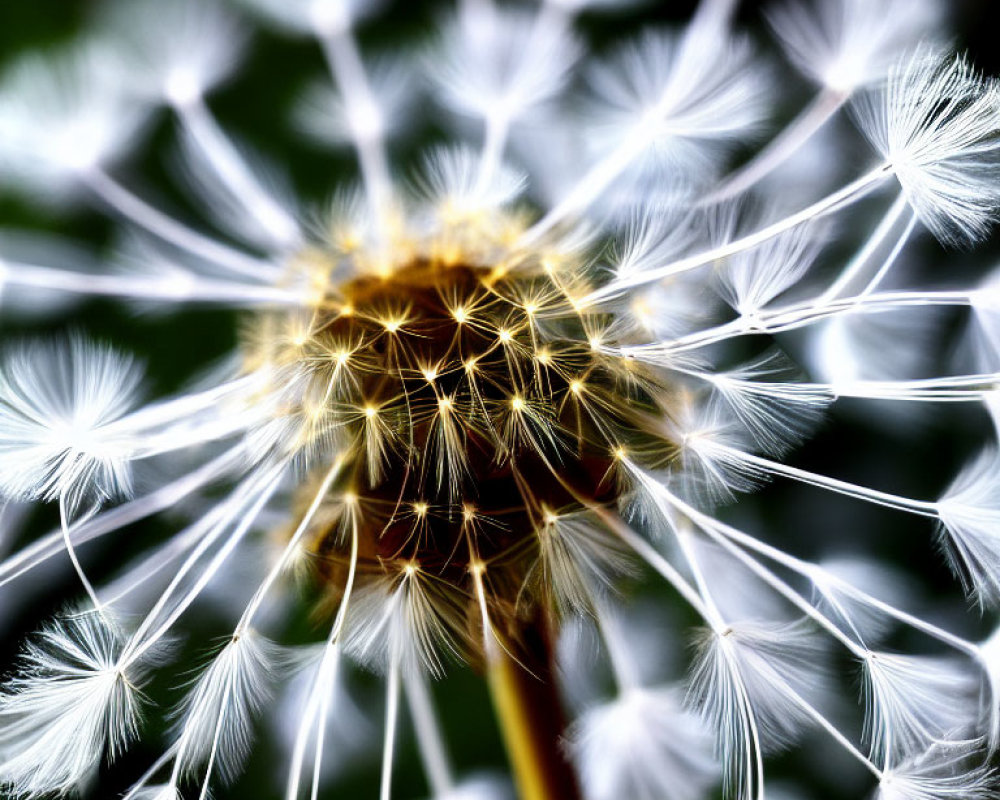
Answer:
[264,256,673,661]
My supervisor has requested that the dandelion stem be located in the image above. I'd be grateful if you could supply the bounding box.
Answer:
[783,686,884,781]
[579,163,892,304]
[477,0,574,194]
[595,479,717,624]
[121,746,179,800]
[58,496,103,615]
[318,28,392,221]
[707,510,983,658]
[486,617,582,800]
[195,654,237,800]
[310,662,334,800]
[235,455,345,635]
[704,87,848,204]
[671,518,729,630]
[0,260,307,305]
[706,442,940,517]
[594,601,641,693]
[101,373,265,435]
[476,110,510,197]
[403,669,455,798]
[0,445,244,588]
[616,288,979,359]
[178,97,302,250]
[286,517,359,800]
[83,168,279,280]
[120,462,286,666]
[819,192,910,302]
[856,212,917,298]
[379,659,401,800]
[685,367,1000,403]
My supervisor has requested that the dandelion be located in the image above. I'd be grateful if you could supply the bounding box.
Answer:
[1,1,1000,799]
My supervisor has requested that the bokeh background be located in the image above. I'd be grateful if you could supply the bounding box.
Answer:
[0,2,998,799]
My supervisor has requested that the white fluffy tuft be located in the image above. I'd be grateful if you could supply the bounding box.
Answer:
[768,0,944,93]
[854,49,1000,246]
[415,146,527,217]
[344,570,466,679]
[717,226,821,317]
[606,206,696,281]
[702,351,832,456]
[98,0,248,108]
[0,46,149,202]
[0,614,143,798]
[430,5,579,124]
[687,620,827,799]
[294,56,420,150]
[568,686,717,800]
[861,651,979,762]
[877,744,995,800]
[936,448,1000,608]
[664,403,766,504]
[0,338,142,513]
[583,29,770,183]
[531,508,636,615]
[173,630,281,785]
[235,0,387,37]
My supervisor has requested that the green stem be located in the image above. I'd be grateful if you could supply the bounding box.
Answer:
[485,616,582,800]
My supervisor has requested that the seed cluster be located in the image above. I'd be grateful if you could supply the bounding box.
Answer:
[246,231,677,663]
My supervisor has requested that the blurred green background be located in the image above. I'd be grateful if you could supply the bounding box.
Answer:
[0,2,998,799]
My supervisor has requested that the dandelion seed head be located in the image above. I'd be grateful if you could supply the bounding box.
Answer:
[2,1,1000,799]
[248,211,685,658]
